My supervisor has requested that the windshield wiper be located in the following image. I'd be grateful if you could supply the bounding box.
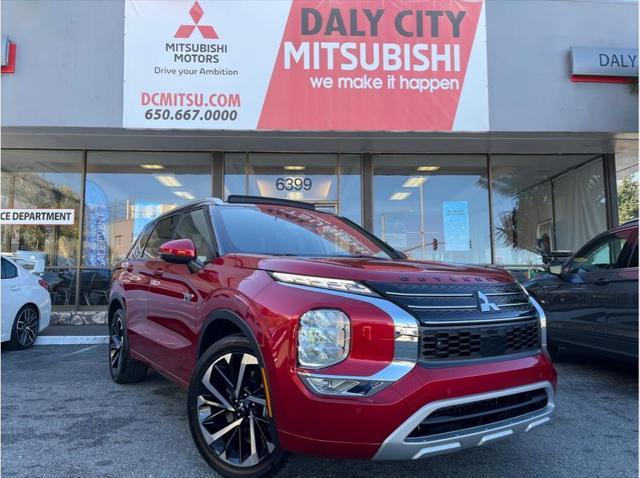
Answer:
[328,254,388,260]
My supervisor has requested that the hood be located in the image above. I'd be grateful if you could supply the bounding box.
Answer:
[222,254,514,284]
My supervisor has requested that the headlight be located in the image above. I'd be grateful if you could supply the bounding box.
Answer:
[298,309,350,369]
[271,272,376,296]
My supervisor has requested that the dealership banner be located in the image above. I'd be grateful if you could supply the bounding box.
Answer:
[123,0,488,131]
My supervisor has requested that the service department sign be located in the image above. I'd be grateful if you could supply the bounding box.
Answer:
[123,0,489,131]
[0,209,75,225]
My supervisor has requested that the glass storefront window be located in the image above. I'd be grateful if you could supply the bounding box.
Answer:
[373,155,491,264]
[81,152,213,305]
[491,155,606,266]
[615,149,639,224]
[83,152,213,268]
[224,153,362,223]
[1,150,82,267]
[553,158,607,252]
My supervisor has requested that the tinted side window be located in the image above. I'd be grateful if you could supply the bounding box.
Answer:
[174,209,215,262]
[143,216,178,259]
[1,258,18,279]
[129,223,154,259]
[568,230,633,274]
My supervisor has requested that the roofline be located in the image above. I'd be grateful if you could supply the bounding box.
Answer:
[153,195,321,222]
[226,195,316,211]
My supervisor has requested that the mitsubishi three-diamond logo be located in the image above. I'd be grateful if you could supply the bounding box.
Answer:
[477,291,501,312]
[175,1,218,39]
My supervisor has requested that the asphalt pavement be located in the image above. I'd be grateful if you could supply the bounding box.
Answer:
[2,345,637,478]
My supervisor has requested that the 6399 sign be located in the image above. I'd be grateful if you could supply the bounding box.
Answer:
[275,177,313,191]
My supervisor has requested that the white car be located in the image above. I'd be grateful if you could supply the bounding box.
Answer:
[1,256,51,349]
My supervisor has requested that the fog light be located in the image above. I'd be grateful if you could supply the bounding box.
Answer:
[298,309,350,369]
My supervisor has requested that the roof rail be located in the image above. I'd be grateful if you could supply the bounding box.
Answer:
[226,195,316,211]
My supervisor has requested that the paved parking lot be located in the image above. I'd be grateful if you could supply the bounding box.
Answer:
[2,345,637,478]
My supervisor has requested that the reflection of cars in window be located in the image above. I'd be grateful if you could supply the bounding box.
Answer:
[524,220,638,361]
[109,196,556,478]
[1,257,51,349]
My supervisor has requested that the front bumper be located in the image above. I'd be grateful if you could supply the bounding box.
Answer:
[275,353,556,459]
[373,380,555,460]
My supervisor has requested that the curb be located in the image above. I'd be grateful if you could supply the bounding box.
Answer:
[35,336,109,345]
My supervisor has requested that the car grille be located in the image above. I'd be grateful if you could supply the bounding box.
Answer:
[421,320,540,362]
[366,281,541,364]
[407,388,548,439]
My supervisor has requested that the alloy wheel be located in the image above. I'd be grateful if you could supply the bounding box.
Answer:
[109,313,125,375]
[15,307,38,347]
[197,352,276,467]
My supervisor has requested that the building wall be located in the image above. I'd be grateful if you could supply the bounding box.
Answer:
[1,0,638,132]
[487,0,638,132]
[1,0,124,127]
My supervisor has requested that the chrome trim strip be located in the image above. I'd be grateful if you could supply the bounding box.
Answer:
[495,302,531,307]
[387,292,474,298]
[484,291,522,297]
[373,381,555,460]
[524,293,548,353]
[421,315,538,326]
[408,305,477,310]
[276,282,419,396]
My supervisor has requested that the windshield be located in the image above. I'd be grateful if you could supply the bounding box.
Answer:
[214,205,396,259]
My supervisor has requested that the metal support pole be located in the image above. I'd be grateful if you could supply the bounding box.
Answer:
[419,180,425,259]
[76,150,88,309]
[362,153,374,232]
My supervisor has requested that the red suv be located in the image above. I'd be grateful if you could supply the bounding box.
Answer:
[109,196,557,478]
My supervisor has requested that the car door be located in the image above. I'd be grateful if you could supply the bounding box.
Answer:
[1,258,26,341]
[128,214,179,359]
[116,222,154,351]
[605,227,638,358]
[145,207,218,382]
[543,230,632,350]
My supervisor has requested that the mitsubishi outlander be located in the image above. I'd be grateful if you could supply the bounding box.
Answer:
[108,196,557,478]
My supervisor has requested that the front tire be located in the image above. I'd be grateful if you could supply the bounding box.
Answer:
[109,308,147,384]
[8,305,39,350]
[188,335,287,478]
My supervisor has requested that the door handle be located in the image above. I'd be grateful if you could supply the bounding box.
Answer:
[153,270,163,278]
[594,278,609,286]
[10,286,20,291]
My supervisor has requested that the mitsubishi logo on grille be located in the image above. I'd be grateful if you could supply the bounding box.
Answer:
[175,1,219,39]
[477,291,500,312]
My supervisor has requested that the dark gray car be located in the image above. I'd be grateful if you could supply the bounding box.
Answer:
[524,220,638,360]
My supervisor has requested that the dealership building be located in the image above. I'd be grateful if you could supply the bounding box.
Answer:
[1,0,638,323]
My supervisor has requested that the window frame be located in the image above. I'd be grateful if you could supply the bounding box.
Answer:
[140,206,219,262]
[141,214,180,260]
[628,242,638,269]
[173,207,218,263]
[1,257,18,279]
[127,222,155,260]
[564,227,636,274]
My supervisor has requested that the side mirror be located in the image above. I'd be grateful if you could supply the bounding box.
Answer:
[548,264,563,276]
[159,239,196,264]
